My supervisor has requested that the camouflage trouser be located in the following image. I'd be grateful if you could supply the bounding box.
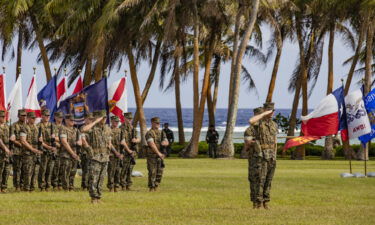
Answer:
[51,157,61,188]
[80,154,90,189]
[22,155,40,191]
[208,143,217,158]
[88,160,107,199]
[0,156,10,190]
[59,157,76,190]
[38,154,55,189]
[107,156,121,189]
[120,156,134,188]
[253,156,276,203]
[147,157,163,188]
[12,155,23,189]
[69,160,78,189]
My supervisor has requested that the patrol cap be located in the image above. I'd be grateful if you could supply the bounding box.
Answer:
[111,116,120,122]
[263,102,275,111]
[18,109,27,116]
[151,117,160,124]
[253,107,264,115]
[0,110,5,117]
[27,111,36,118]
[42,109,50,116]
[94,110,107,118]
[64,114,74,120]
[84,113,94,119]
[54,111,64,118]
[124,112,133,120]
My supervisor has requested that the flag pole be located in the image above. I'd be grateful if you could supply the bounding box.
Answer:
[33,67,36,75]
[342,78,352,174]
[2,66,5,74]
[361,78,368,177]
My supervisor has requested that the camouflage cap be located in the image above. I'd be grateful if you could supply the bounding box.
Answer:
[94,110,107,118]
[84,113,94,119]
[124,112,133,120]
[263,102,275,111]
[54,111,64,118]
[27,111,36,118]
[0,110,5,117]
[42,109,50,116]
[253,107,264,115]
[64,114,74,120]
[111,116,120,122]
[151,117,160,123]
[18,109,27,116]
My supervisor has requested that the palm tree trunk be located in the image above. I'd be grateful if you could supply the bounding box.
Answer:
[125,45,148,158]
[219,0,260,158]
[287,79,301,159]
[30,14,52,81]
[179,3,201,158]
[132,40,162,126]
[294,16,309,160]
[266,42,283,103]
[207,83,215,127]
[322,25,335,160]
[344,22,367,95]
[212,59,221,112]
[173,55,185,144]
[16,29,23,80]
[358,19,374,161]
[180,37,216,158]
[93,43,105,81]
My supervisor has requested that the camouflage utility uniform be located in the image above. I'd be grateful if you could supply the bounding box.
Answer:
[51,116,64,189]
[108,123,121,190]
[20,117,41,191]
[244,107,263,205]
[38,118,56,190]
[0,118,11,191]
[119,113,137,189]
[10,111,27,190]
[59,124,80,190]
[145,121,167,189]
[86,111,111,200]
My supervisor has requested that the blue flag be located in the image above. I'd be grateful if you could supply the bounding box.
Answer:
[358,88,375,145]
[57,77,109,117]
[37,76,57,121]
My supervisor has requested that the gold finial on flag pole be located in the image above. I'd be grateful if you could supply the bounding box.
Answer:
[18,66,21,74]
[124,70,127,77]
[64,68,67,76]
[54,67,57,76]
[78,69,82,74]
[33,67,36,75]
[104,69,108,78]
[2,66,5,74]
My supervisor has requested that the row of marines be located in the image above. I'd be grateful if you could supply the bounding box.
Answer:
[0,109,169,203]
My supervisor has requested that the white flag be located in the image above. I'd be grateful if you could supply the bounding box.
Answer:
[24,75,41,117]
[345,89,371,139]
[7,74,23,122]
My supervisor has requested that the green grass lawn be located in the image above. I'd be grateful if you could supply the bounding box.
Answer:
[1,158,375,225]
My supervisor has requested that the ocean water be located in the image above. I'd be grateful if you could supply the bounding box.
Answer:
[129,108,305,143]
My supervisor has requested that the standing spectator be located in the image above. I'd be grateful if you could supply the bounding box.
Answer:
[206,125,219,158]
[163,123,174,157]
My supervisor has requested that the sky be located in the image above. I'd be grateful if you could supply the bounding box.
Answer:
[1,25,361,110]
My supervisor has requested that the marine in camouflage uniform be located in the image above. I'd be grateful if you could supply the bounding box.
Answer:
[119,112,139,191]
[0,110,12,192]
[10,109,27,191]
[51,111,64,190]
[244,107,263,208]
[81,110,112,203]
[80,113,93,190]
[248,103,278,209]
[206,125,219,158]
[20,112,43,192]
[59,114,81,191]
[37,109,57,191]
[107,116,123,192]
[145,117,168,191]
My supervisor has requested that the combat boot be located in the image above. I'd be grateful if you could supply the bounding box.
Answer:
[154,186,158,191]
[149,187,154,192]
[263,202,270,210]
[114,187,118,192]
[91,198,98,204]
[125,186,131,191]
[252,202,257,209]
[255,202,262,209]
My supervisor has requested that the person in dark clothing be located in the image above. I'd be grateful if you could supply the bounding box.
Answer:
[206,125,219,158]
[162,123,174,157]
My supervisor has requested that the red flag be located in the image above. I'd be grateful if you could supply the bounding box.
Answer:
[0,74,6,111]
[56,76,66,103]
[284,136,320,150]
[72,75,83,95]
[108,77,127,122]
